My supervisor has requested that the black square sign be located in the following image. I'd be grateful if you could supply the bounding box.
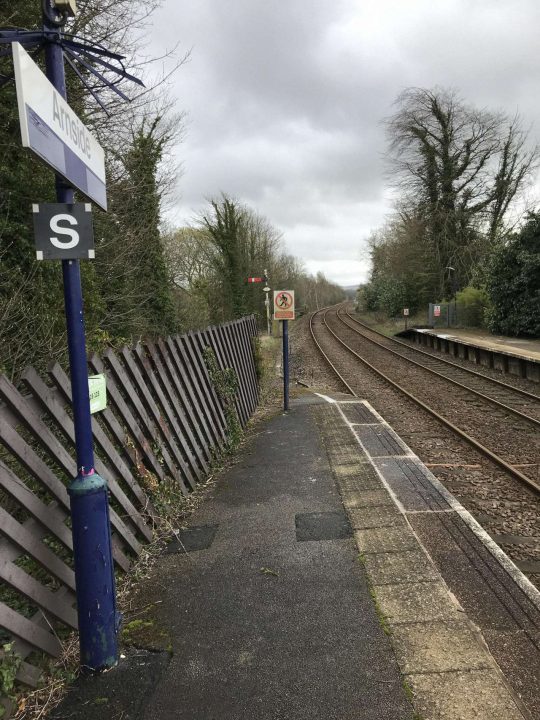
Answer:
[32,203,95,260]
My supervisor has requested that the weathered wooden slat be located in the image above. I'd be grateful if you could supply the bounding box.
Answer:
[235,318,259,412]
[0,507,75,591]
[0,431,130,573]
[227,321,252,416]
[0,601,61,658]
[22,368,152,544]
[218,324,249,426]
[190,330,229,429]
[133,343,199,489]
[89,353,165,482]
[204,326,243,426]
[0,556,77,629]
[160,338,214,460]
[109,534,131,572]
[226,322,254,420]
[0,411,139,560]
[7,583,74,681]
[172,336,224,447]
[0,651,42,688]
[239,317,259,413]
[212,325,247,426]
[48,364,155,518]
[239,317,258,400]
[106,348,188,496]
[0,461,73,551]
[0,525,76,674]
[0,376,77,480]
[188,331,229,435]
[147,341,209,473]
[0,415,70,510]
[220,323,251,422]
[228,320,255,417]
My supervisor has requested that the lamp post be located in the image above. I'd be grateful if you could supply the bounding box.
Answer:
[41,0,118,672]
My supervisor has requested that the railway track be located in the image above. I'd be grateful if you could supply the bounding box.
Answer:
[343,307,540,411]
[309,304,540,497]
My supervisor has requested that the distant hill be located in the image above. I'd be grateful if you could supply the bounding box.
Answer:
[341,285,358,298]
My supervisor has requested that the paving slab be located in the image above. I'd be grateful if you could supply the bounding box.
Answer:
[407,669,527,720]
[345,488,396,508]
[355,526,419,554]
[362,550,440,586]
[348,504,402,530]
[390,619,493,674]
[375,581,461,623]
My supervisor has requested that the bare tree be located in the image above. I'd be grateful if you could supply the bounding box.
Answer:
[385,87,539,292]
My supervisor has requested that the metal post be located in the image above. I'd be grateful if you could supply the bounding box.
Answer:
[43,7,118,672]
[282,319,289,411]
[265,293,271,336]
[264,269,271,336]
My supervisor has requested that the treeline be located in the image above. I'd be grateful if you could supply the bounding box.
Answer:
[164,196,345,331]
[360,87,540,336]
[0,3,343,380]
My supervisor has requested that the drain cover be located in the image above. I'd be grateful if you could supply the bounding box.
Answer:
[295,512,352,542]
[165,524,219,554]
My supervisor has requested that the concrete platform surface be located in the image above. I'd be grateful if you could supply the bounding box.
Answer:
[51,393,540,720]
[315,394,540,720]
[416,326,540,362]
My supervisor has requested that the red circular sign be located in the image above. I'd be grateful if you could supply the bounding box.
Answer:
[275,291,293,309]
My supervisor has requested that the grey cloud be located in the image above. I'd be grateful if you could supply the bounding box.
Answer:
[148,0,540,285]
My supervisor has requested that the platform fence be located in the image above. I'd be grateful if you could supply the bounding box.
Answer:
[0,315,259,707]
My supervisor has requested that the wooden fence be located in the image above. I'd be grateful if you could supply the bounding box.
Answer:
[0,315,259,706]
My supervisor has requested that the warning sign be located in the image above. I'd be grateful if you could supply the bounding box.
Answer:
[434,305,441,317]
[274,290,295,320]
[403,308,409,317]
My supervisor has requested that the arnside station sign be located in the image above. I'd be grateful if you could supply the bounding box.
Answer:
[12,41,107,210]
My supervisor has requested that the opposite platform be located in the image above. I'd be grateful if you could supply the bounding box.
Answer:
[407,327,540,382]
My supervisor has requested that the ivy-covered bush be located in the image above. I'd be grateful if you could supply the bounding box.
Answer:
[486,214,540,337]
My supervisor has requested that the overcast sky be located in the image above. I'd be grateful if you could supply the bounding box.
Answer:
[147,0,540,286]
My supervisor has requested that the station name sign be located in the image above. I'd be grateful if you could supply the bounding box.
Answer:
[12,42,107,210]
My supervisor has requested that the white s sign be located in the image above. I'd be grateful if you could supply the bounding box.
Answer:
[49,214,80,249]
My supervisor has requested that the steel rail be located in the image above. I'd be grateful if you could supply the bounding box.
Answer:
[312,305,540,496]
[344,307,540,403]
[308,310,357,396]
[335,307,540,430]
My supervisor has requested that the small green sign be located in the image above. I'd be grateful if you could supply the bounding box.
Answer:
[88,374,107,414]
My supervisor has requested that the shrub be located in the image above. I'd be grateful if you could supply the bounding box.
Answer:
[454,286,490,328]
[486,214,540,337]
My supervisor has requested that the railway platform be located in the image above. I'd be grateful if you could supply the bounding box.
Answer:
[51,392,540,720]
[406,327,540,382]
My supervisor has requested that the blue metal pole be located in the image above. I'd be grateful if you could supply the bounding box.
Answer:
[283,319,289,411]
[43,13,118,672]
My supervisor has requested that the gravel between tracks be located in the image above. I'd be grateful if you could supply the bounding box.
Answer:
[293,310,540,587]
